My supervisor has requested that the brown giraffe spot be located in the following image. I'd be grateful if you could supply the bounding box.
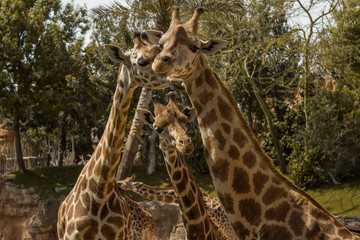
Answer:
[74,202,88,218]
[218,192,235,214]
[101,165,110,180]
[243,151,256,169]
[260,224,292,240]
[221,122,231,135]
[319,222,335,235]
[192,100,203,116]
[66,221,75,236]
[262,185,288,205]
[195,73,204,87]
[108,193,122,214]
[182,191,195,208]
[68,205,74,219]
[172,170,182,181]
[338,228,353,239]
[119,80,124,88]
[199,89,214,105]
[214,129,226,150]
[233,128,247,148]
[205,68,219,90]
[211,158,230,183]
[238,198,261,226]
[217,96,234,122]
[232,167,251,194]
[289,210,304,236]
[188,224,205,238]
[90,198,101,216]
[265,202,290,222]
[176,180,186,194]
[101,224,116,240]
[100,204,109,221]
[182,168,189,186]
[232,221,250,237]
[186,204,201,220]
[88,159,96,175]
[253,171,269,195]
[200,109,217,128]
[306,221,321,239]
[228,145,240,160]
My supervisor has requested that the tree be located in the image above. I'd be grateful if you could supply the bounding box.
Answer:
[195,0,301,173]
[294,0,340,138]
[0,0,90,169]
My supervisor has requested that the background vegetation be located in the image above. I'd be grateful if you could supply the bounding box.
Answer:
[1,0,360,189]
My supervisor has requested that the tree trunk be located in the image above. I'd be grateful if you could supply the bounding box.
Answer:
[146,127,157,175]
[58,122,66,166]
[14,111,26,173]
[247,77,287,174]
[116,87,153,180]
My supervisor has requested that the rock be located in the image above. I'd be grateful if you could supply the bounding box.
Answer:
[0,175,63,240]
[139,201,186,240]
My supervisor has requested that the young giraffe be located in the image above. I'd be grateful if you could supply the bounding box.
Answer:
[137,93,223,239]
[57,33,180,240]
[147,7,360,240]
[118,174,239,240]
[124,195,155,240]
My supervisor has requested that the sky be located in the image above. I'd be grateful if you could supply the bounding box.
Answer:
[63,0,121,10]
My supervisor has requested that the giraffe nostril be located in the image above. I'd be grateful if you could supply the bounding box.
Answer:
[179,140,184,145]
[163,56,171,63]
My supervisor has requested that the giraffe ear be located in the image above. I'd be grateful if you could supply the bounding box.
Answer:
[145,30,164,44]
[137,108,155,127]
[200,39,228,55]
[105,44,130,65]
[182,107,196,123]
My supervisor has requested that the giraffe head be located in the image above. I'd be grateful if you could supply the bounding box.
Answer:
[105,32,182,89]
[117,174,142,191]
[146,7,228,77]
[137,92,196,155]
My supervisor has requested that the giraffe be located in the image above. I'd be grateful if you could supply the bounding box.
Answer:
[57,32,180,240]
[118,174,239,240]
[124,195,155,240]
[136,93,223,239]
[146,7,360,240]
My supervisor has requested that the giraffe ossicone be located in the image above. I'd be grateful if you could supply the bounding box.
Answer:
[147,7,360,240]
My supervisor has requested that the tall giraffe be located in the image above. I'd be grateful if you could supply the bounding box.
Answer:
[118,174,238,240]
[57,33,180,240]
[147,7,360,240]
[137,93,222,239]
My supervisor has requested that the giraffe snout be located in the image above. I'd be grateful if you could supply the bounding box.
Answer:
[177,138,194,155]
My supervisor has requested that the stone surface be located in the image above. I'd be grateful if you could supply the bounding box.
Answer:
[139,201,186,240]
[0,175,187,240]
[0,175,64,240]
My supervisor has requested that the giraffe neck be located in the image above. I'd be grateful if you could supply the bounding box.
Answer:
[120,183,178,203]
[182,57,358,239]
[161,148,217,239]
[84,65,136,198]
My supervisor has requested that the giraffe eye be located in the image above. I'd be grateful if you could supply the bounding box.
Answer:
[190,45,199,53]
[154,126,163,134]
[138,59,150,67]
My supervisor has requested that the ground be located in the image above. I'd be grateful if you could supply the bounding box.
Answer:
[7,164,360,217]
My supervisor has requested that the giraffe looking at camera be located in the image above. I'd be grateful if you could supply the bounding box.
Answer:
[147,7,359,240]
